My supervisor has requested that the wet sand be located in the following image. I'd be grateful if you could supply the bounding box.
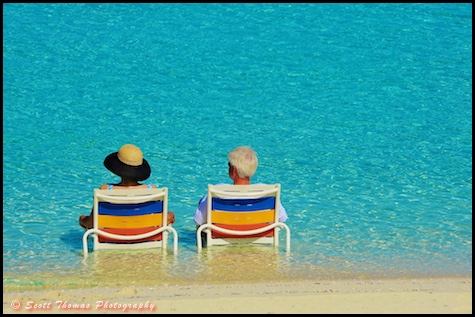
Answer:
[3,277,471,314]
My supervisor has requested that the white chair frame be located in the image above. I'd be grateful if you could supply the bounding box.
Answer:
[83,188,178,257]
[196,184,290,252]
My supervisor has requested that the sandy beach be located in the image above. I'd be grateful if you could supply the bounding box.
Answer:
[3,277,471,314]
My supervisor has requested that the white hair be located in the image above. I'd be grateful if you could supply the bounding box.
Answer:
[228,146,258,179]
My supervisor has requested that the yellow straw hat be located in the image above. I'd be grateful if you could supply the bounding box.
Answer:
[103,144,151,181]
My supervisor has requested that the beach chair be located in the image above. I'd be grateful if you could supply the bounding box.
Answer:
[196,184,290,252]
[82,188,178,257]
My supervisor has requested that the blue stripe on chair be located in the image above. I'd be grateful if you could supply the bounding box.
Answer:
[98,201,163,216]
[212,197,275,212]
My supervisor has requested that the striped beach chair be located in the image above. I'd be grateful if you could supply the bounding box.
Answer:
[82,188,178,257]
[196,184,290,252]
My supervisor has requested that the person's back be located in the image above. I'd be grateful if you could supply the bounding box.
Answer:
[193,146,287,226]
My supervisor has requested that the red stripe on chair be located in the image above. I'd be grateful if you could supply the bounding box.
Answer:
[211,223,274,238]
[98,227,163,243]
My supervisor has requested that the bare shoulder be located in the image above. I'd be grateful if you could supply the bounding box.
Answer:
[99,184,110,189]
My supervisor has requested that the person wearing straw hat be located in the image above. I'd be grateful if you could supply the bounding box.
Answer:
[78,144,175,229]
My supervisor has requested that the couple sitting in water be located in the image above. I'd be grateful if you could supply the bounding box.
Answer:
[78,144,288,230]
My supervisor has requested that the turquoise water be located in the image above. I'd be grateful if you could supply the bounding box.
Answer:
[3,3,472,289]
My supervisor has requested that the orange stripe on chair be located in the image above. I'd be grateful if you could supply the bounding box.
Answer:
[98,213,163,229]
[98,227,163,243]
[211,224,275,238]
[211,209,275,225]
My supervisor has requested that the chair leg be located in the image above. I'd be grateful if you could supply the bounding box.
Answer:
[196,226,208,252]
[82,229,95,258]
[196,227,203,252]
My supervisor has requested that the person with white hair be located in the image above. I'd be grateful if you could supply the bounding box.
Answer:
[193,145,288,226]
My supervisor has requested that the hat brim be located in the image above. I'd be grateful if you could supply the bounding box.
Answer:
[103,152,151,181]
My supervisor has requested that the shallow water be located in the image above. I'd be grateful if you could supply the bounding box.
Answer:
[3,3,472,291]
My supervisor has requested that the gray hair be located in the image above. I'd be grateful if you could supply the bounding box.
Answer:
[228,146,258,179]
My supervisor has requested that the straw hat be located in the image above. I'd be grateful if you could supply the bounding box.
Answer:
[103,144,151,181]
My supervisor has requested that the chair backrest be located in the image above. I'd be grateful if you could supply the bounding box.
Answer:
[196,184,290,251]
[83,188,178,256]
